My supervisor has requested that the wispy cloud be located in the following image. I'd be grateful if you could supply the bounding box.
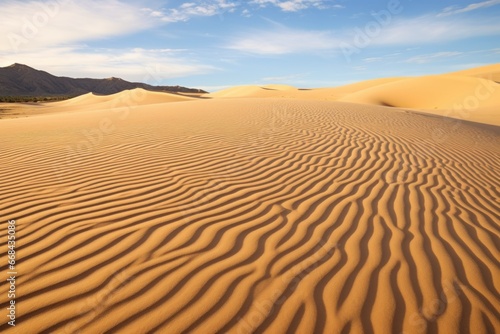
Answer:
[352,66,367,71]
[143,0,237,23]
[227,26,339,54]
[373,15,500,45]
[405,51,463,64]
[227,15,500,55]
[363,57,384,63]
[250,0,342,12]
[438,0,500,17]
[0,0,155,52]
[241,9,252,17]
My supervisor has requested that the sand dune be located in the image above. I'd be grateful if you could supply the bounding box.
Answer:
[0,89,197,119]
[206,79,405,101]
[0,92,499,333]
[54,88,196,109]
[339,75,500,125]
[205,64,500,126]
[331,65,500,126]
[54,92,113,106]
[208,85,298,98]
[294,77,405,101]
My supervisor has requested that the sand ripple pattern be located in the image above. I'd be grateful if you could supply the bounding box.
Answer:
[0,99,499,334]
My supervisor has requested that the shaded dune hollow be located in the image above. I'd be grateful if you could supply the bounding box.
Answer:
[0,98,499,334]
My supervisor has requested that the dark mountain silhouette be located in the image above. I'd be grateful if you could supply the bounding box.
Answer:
[0,63,206,96]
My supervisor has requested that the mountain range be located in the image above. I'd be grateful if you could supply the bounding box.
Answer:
[0,63,206,96]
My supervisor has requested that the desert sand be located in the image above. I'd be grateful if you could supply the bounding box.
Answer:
[0,65,499,333]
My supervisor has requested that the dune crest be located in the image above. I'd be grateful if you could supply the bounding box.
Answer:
[52,92,112,106]
[449,63,500,82]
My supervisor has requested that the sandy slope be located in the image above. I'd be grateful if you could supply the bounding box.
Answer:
[339,75,500,125]
[0,94,499,333]
[332,65,500,125]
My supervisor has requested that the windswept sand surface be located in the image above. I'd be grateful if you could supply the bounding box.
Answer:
[0,88,499,334]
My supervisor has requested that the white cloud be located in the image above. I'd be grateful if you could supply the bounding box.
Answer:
[144,0,237,23]
[352,66,367,71]
[227,15,500,55]
[250,0,340,12]
[241,9,252,17]
[0,47,215,83]
[363,57,383,63]
[0,0,241,52]
[405,52,463,64]
[0,0,218,81]
[372,15,500,45]
[438,0,500,16]
[0,0,155,52]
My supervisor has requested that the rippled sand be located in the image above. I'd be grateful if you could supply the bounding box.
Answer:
[1,87,499,334]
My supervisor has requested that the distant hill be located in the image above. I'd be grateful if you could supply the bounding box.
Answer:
[0,63,206,97]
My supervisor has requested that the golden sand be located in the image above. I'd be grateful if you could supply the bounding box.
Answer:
[0,66,499,333]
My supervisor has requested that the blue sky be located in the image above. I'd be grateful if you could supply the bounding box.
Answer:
[1,0,499,91]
